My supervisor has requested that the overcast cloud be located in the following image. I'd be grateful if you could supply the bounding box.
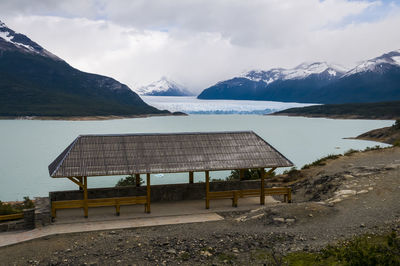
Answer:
[0,0,399,92]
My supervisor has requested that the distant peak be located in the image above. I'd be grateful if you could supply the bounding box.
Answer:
[295,61,327,68]
[0,20,6,28]
[136,77,192,96]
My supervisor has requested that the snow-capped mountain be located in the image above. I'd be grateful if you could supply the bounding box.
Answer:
[344,50,400,77]
[0,19,166,117]
[243,62,348,84]
[0,20,61,60]
[136,77,193,96]
[198,50,400,104]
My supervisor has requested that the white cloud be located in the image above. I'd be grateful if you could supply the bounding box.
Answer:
[0,0,399,93]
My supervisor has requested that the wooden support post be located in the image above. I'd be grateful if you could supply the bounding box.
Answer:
[233,191,238,207]
[77,177,83,191]
[115,204,120,216]
[83,176,88,218]
[239,169,245,180]
[205,171,210,209]
[146,173,151,213]
[260,168,265,205]
[189,171,194,184]
[67,177,84,188]
[135,174,141,187]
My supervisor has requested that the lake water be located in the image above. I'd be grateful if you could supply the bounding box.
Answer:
[0,115,392,201]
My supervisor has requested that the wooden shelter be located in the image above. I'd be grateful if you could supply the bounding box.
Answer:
[48,131,293,218]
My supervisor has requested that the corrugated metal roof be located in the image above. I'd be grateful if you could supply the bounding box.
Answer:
[48,131,293,178]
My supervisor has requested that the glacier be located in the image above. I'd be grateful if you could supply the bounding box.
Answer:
[142,96,316,114]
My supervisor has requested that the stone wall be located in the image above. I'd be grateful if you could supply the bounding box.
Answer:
[0,208,35,232]
[50,180,262,202]
[34,197,51,227]
[0,197,51,232]
[0,219,25,232]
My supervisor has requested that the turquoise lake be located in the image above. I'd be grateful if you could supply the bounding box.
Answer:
[0,115,393,201]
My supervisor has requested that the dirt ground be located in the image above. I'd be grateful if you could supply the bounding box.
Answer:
[0,147,399,265]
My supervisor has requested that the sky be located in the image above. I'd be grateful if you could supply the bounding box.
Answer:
[0,0,399,93]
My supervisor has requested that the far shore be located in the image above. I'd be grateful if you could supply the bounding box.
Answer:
[0,112,188,121]
[269,113,397,120]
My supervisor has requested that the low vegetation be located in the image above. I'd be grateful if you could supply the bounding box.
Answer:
[273,101,400,120]
[227,169,276,181]
[115,174,144,187]
[302,154,342,170]
[0,196,34,215]
[276,231,400,265]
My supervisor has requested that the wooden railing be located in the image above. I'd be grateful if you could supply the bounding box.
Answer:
[0,213,24,221]
[51,196,148,219]
[208,187,292,207]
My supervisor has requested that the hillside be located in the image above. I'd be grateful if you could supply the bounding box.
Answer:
[198,50,400,104]
[356,120,400,145]
[271,101,400,120]
[0,20,167,117]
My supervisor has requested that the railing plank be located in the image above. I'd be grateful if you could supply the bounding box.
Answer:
[51,196,148,218]
[0,213,24,221]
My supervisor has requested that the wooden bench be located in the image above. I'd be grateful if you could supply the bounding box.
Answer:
[237,187,292,202]
[207,187,292,208]
[208,191,239,207]
[51,196,148,219]
[265,187,292,203]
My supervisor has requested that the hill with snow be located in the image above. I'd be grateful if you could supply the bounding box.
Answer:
[136,77,193,96]
[0,20,166,117]
[198,50,400,104]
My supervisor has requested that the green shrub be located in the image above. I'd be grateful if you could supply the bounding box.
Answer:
[116,174,144,187]
[279,231,400,265]
[320,231,400,265]
[344,149,359,156]
[0,201,19,215]
[0,197,34,215]
[227,169,276,181]
[302,154,341,169]
[283,167,303,182]
[363,145,382,152]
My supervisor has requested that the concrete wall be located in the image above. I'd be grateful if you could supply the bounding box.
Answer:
[50,180,262,202]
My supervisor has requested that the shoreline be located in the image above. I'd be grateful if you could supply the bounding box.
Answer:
[0,112,188,121]
[270,113,397,120]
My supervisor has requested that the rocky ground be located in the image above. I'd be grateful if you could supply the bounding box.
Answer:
[0,147,399,265]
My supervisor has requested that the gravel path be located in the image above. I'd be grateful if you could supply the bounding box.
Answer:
[0,147,399,265]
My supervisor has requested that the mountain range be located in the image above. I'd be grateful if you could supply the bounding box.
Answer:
[198,50,400,104]
[135,77,193,96]
[0,20,167,117]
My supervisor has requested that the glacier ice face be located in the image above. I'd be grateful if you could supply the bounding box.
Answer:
[142,96,316,114]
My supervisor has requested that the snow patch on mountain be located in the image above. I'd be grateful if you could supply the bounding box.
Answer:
[136,77,193,96]
[242,62,348,84]
[344,50,400,77]
[0,20,61,60]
